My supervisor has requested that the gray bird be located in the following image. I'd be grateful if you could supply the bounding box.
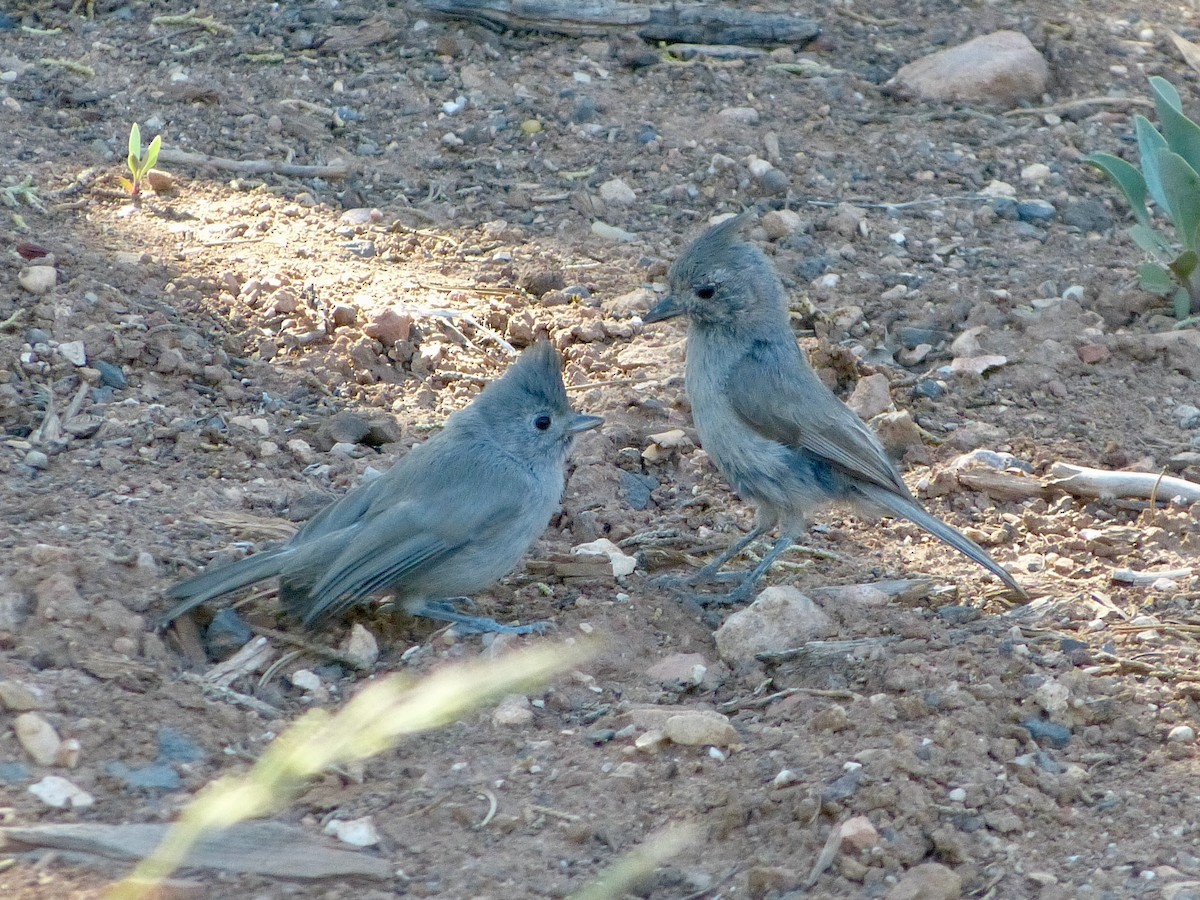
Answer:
[161,342,603,634]
[643,215,1024,604]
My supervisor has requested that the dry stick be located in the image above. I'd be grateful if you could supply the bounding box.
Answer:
[1003,96,1155,117]
[1047,462,1200,504]
[157,147,350,179]
[249,624,370,671]
[719,686,858,713]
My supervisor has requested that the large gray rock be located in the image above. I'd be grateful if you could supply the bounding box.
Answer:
[714,586,835,665]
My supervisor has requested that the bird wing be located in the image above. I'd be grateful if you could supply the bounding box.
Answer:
[299,469,527,624]
[726,339,910,496]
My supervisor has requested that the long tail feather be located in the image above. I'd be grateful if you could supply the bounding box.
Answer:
[159,550,289,626]
[856,484,1025,596]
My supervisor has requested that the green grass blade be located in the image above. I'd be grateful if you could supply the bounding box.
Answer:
[1082,152,1151,227]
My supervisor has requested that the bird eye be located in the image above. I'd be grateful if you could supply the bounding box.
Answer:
[534,414,552,431]
[695,283,716,300]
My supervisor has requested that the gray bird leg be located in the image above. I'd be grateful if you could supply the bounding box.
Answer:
[411,600,550,635]
[695,524,770,580]
[703,530,798,607]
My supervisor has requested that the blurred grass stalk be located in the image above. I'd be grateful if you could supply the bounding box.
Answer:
[569,823,699,900]
[108,642,592,900]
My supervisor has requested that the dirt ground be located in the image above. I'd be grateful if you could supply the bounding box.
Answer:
[3,1,1200,897]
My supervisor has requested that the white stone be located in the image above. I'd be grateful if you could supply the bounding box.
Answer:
[663,710,738,746]
[341,623,380,670]
[1021,163,1052,184]
[57,340,87,366]
[15,712,61,765]
[714,586,836,665]
[290,669,322,692]
[591,221,636,243]
[29,775,94,808]
[18,266,57,295]
[1167,724,1195,743]
[323,815,381,847]
[492,693,534,726]
[571,538,637,577]
[598,178,636,206]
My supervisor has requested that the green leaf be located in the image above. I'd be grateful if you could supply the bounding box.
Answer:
[1155,148,1200,252]
[1138,262,1175,294]
[1174,286,1193,319]
[1136,115,1170,214]
[1128,223,1173,261]
[1152,81,1200,177]
[143,135,162,173]
[1082,152,1151,227]
[1150,76,1184,113]
[128,123,141,162]
[1171,249,1199,283]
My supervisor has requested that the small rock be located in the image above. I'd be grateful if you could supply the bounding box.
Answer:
[18,266,57,295]
[1032,679,1070,715]
[291,669,322,692]
[829,202,867,237]
[28,775,94,808]
[663,710,738,746]
[887,862,962,900]
[324,816,381,847]
[1017,199,1056,224]
[714,586,836,665]
[889,30,1048,108]
[0,680,47,711]
[24,450,49,470]
[146,169,176,193]
[519,267,565,298]
[761,209,803,239]
[598,178,636,206]
[717,106,759,125]
[15,712,62,766]
[340,623,379,670]
[947,354,1007,375]
[325,410,372,444]
[1077,343,1110,364]
[847,373,893,420]
[363,308,413,345]
[572,538,637,577]
[34,572,88,622]
[1020,718,1071,749]
[1168,724,1196,743]
[840,815,879,851]
[54,738,81,769]
[492,693,534,726]
[95,361,128,388]
[57,340,87,366]
[645,653,709,688]
[772,769,802,788]
[591,221,637,242]
[204,608,253,660]
[1020,163,1051,184]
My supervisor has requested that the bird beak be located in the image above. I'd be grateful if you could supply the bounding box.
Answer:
[569,414,604,434]
[643,295,684,323]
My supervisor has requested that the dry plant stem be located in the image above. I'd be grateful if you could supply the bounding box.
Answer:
[250,624,369,671]
[157,147,349,179]
[1047,462,1200,504]
[1003,96,1155,117]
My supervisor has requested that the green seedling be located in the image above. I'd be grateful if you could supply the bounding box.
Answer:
[1085,77,1200,320]
[122,123,162,198]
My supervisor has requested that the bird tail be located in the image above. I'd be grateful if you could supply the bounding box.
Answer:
[159,549,289,627]
[855,483,1026,596]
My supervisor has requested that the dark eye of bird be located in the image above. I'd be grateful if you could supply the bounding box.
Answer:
[695,283,716,300]
[534,414,552,431]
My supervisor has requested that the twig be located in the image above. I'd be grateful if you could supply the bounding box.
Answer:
[1047,462,1200,504]
[474,790,499,829]
[157,147,350,179]
[178,672,282,717]
[835,8,900,26]
[719,685,858,713]
[250,624,368,671]
[526,804,581,823]
[1003,96,1154,117]
[1112,568,1193,585]
[151,11,233,35]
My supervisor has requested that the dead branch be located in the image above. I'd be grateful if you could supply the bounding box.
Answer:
[1047,462,1200,505]
[157,147,350,179]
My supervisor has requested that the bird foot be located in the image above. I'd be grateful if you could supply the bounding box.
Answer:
[413,600,551,636]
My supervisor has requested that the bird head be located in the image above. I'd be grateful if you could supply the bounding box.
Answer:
[645,214,790,332]
[474,341,602,460]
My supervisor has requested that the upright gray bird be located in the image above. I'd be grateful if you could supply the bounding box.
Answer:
[643,215,1024,604]
[161,342,603,634]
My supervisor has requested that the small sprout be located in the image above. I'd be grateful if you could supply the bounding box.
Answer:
[1085,77,1200,319]
[121,123,163,198]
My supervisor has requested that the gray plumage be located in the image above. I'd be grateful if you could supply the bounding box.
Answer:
[161,342,603,634]
[644,215,1024,602]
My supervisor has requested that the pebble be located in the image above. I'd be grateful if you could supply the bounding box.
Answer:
[717,106,759,125]
[1168,724,1196,744]
[618,470,654,510]
[1077,343,1110,364]
[95,360,127,388]
[663,710,738,746]
[57,340,87,366]
[340,623,380,670]
[599,177,636,206]
[18,265,57,294]
[840,815,879,851]
[761,209,803,239]
[28,775,94,808]
[591,221,636,242]
[15,712,62,765]
[1017,199,1057,223]
[24,449,49,469]
[363,309,413,345]
[1020,162,1051,184]
[847,373,893,420]
[1020,718,1071,749]
[0,680,47,711]
[572,538,637,577]
[948,787,967,802]
[887,862,963,900]
[324,816,381,847]
[492,693,534,726]
[888,30,1048,107]
[714,586,836,665]
[204,608,253,660]
[291,669,322,692]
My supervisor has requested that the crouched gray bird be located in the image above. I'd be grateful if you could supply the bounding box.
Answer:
[161,342,603,634]
[643,215,1025,605]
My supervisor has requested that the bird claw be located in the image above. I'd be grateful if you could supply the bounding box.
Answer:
[413,601,551,635]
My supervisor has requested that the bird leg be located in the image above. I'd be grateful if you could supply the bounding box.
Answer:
[702,531,798,608]
[411,599,550,635]
[653,525,770,592]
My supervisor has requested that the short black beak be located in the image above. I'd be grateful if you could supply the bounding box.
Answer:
[569,414,604,434]
[643,295,684,324]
